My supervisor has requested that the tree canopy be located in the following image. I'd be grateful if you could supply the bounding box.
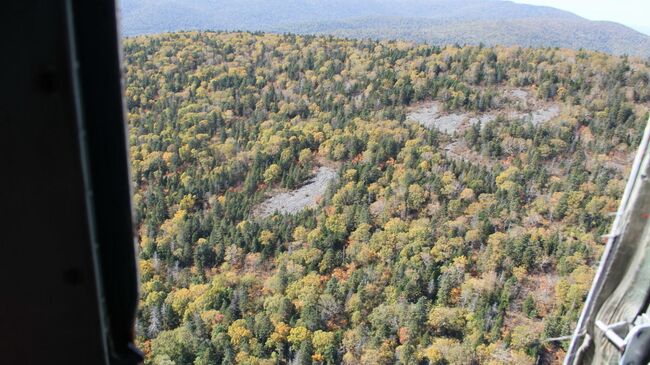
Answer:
[126,31,649,365]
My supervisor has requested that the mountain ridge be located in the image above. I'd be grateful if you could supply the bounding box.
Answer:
[119,0,650,56]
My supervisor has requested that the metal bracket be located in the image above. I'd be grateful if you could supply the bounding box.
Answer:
[596,319,650,365]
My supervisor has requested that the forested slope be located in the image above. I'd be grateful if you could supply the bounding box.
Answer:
[279,16,650,57]
[125,32,650,364]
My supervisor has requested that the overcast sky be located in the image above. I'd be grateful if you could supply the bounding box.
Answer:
[512,0,650,35]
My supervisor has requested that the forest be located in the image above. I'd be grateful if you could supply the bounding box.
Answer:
[124,31,650,364]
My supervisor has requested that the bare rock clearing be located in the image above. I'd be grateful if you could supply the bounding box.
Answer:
[254,166,338,218]
[406,88,561,134]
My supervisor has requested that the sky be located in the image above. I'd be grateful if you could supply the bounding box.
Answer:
[511,0,650,35]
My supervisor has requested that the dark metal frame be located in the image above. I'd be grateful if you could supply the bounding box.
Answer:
[2,1,141,364]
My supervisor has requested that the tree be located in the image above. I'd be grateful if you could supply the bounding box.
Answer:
[150,327,195,365]
[263,164,281,184]
[287,326,311,351]
[312,330,337,364]
[227,319,252,349]
[428,306,467,338]
[407,183,426,211]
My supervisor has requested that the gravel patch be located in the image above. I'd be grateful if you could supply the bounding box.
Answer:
[468,114,498,126]
[406,102,469,133]
[507,88,529,101]
[528,105,561,125]
[408,89,561,133]
[254,166,338,217]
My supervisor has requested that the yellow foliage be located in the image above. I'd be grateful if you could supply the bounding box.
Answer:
[228,319,252,347]
[287,326,310,346]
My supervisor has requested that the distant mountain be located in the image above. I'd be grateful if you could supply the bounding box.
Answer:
[119,0,650,57]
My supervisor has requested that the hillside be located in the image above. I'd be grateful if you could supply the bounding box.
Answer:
[119,0,650,56]
[126,31,650,364]
[278,16,650,57]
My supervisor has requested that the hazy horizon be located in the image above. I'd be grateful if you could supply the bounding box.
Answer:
[511,0,650,35]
